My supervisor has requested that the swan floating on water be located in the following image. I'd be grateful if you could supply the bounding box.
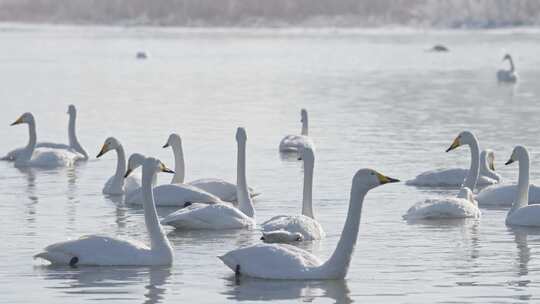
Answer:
[124,151,222,207]
[406,149,500,188]
[279,108,315,153]
[97,137,141,195]
[504,146,540,227]
[163,133,257,202]
[219,169,399,279]
[2,105,88,162]
[160,127,255,230]
[261,146,325,242]
[497,53,518,83]
[429,44,449,52]
[4,112,85,168]
[403,131,481,220]
[34,157,175,266]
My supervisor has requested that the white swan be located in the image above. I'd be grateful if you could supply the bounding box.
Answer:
[163,133,257,202]
[5,113,84,168]
[160,127,255,230]
[124,152,222,207]
[279,108,315,153]
[497,54,518,83]
[406,149,501,187]
[261,146,325,242]
[219,169,399,279]
[96,137,141,195]
[2,105,88,161]
[403,131,481,220]
[504,146,540,227]
[34,157,175,266]
[260,231,304,243]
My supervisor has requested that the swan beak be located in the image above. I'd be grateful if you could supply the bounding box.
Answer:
[376,172,400,184]
[490,161,495,171]
[96,144,109,158]
[446,137,460,152]
[162,142,170,148]
[505,159,515,166]
[159,162,175,174]
[124,168,133,178]
[10,116,23,126]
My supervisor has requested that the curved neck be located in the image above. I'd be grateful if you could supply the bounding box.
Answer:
[508,57,515,72]
[24,120,37,158]
[113,146,127,184]
[236,140,254,218]
[513,153,530,211]
[142,166,172,252]
[68,111,88,159]
[463,139,480,191]
[320,184,367,278]
[301,156,314,219]
[170,141,185,184]
[301,118,308,136]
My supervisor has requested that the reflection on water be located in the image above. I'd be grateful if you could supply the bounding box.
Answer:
[223,276,351,303]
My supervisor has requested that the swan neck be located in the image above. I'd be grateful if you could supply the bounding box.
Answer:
[320,184,367,278]
[236,140,254,218]
[171,141,185,184]
[514,153,530,210]
[68,111,88,159]
[509,57,515,72]
[114,146,127,184]
[142,166,172,252]
[301,156,314,219]
[301,118,308,136]
[463,139,480,191]
[25,120,37,156]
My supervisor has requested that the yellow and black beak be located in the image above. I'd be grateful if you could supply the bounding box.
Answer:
[376,172,400,184]
[10,116,24,126]
[96,144,109,158]
[160,162,175,174]
[124,168,133,178]
[490,160,496,171]
[162,142,170,148]
[446,137,461,152]
[505,158,515,166]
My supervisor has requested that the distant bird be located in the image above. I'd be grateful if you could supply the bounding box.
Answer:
[430,44,449,52]
[497,53,518,83]
[136,51,148,60]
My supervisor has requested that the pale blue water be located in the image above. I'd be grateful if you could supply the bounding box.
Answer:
[1,24,540,303]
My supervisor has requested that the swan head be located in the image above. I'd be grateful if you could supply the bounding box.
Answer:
[163,133,181,148]
[126,157,174,177]
[457,187,474,202]
[503,54,512,61]
[125,153,146,177]
[67,104,76,115]
[236,127,247,143]
[300,108,308,123]
[10,112,34,126]
[353,169,399,190]
[481,149,496,171]
[446,131,476,152]
[96,137,121,158]
[297,146,314,162]
[505,145,528,166]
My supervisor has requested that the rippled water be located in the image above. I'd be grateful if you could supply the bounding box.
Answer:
[2,25,540,303]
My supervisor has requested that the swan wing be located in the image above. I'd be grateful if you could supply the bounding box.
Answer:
[34,235,151,266]
[261,215,325,240]
[507,205,540,227]
[161,203,253,229]
[219,243,322,279]
[406,168,467,187]
[404,197,480,220]
[279,135,315,152]
[18,147,81,168]
[126,183,221,206]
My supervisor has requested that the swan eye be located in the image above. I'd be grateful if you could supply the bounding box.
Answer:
[370,172,375,176]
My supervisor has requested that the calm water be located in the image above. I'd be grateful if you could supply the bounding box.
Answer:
[1,24,540,303]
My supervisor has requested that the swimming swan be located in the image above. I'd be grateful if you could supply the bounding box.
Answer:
[260,231,304,243]
[504,146,540,227]
[124,151,222,207]
[5,113,84,168]
[261,146,325,242]
[160,127,255,230]
[497,54,518,83]
[97,137,141,195]
[34,157,175,266]
[2,105,88,161]
[219,169,399,279]
[279,109,315,153]
[403,131,481,220]
[406,150,500,187]
[163,133,257,202]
